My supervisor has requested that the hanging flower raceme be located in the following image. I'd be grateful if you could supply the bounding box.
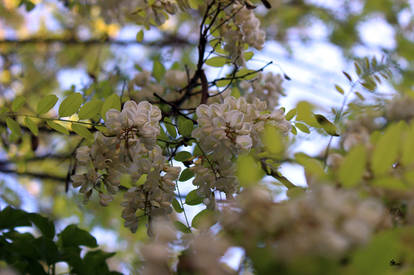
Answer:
[72,100,181,232]
[190,96,290,201]
[121,145,181,233]
[221,185,390,261]
[71,132,122,205]
[241,72,285,110]
[105,100,162,148]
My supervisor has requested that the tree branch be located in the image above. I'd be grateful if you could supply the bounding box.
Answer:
[0,34,192,48]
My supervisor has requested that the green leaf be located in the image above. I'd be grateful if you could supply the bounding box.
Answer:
[58,224,98,248]
[314,114,339,136]
[24,117,38,136]
[335,84,345,95]
[295,122,310,134]
[243,51,254,61]
[174,221,191,233]
[262,124,284,155]
[185,190,204,205]
[296,101,318,126]
[237,154,264,187]
[135,174,147,186]
[12,96,25,112]
[37,95,58,115]
[285,108,296,120]
[164,118,177,138]
[172,198,184,213]
[372,177,407,190]
[152,60,166,82]
[101,94,121,119]
[354,61,362,76]
[120,173,132,188]
[34,237,59,265]
[177,116,194,137]
[205,56,227,67]
[347,229,403,275]
[291,125,297,135]
[175,151,192,162]
[29,213,55,239]
[216,79,231,87]
[401,121,414,166]
[0,206,31,229]
[339,145,366,187]
[59,92,83,117]
[78,99,102,120]
[287,186,306,198]
[235,68,258,80]
[6,117,22,138]
[371,122,404,176]
[355,91,365,101]
[295,152,326,180]
[179,168,194,182]
[343,71,352,82]
[71,123,94,141]
[191,209,215,229]
[47,120,69,135]
[136,30,144,42]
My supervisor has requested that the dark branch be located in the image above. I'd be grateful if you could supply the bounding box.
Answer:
[0,168,66,182]
[0,34,192,48]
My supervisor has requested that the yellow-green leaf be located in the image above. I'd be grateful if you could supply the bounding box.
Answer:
[371,122,404,176]
[401,121,414,166]
[136,30,144,42]
[314,114,339,136]
[152,60,165,82]
[12,96,25,112]
[191,209,215,229]
[285,108,296,121]
[47,120,69,135]
[24,117,38,136]
[101,94,121,119]
[262,124,284,155]
[295,122,310,134]
[78,99,102,120]
[237,154,264,187]
[59,93,83,117]
[296,101,318,126]
[339,145,366,187]
[71,123,93,141]
[205,56,227,67]
[37,95,58,115]
[6,118,21,138]
[335,84,345,95]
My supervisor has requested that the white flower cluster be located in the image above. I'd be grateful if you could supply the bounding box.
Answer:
[106,100,161,148]
[219,2,266,66]
[233,3,266,50]
[191,96,290,199]
[164,70,188,89]
[121,146,181,232]
[341,115,376,151]
[139,218,177,275]
[130,70,164,103]
[241,72,284,110]
[222,185,388,261]
[385,95,414,122]
[193,96,290,153]
[72,100,180,232]
[72,132,122,204]
[138,219,231,275]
